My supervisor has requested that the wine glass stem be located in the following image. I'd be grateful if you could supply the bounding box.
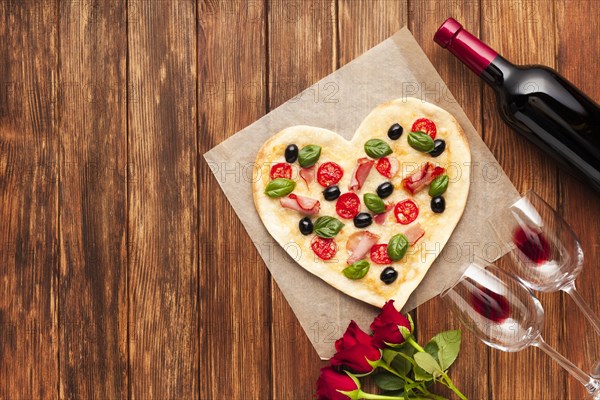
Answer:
[533,337,600,394]
[563,282,600,336]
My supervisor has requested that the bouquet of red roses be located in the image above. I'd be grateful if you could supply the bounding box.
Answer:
[316,301,466,400]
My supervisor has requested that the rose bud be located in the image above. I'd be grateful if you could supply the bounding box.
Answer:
[315,366,360,400]
[331,321,382,374]
[370,300,413,349]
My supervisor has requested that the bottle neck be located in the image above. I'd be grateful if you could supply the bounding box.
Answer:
[445,31,498,76]
[434,18,510,81]
[479,55,514,87]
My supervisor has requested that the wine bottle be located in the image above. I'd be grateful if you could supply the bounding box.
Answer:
[434,18,600,193]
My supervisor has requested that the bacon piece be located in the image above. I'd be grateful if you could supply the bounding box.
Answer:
[349,158,374,191]
[373,202,395,225]
[402,162,445,194]
[388,156,400,178]
[279,193,320,215]
[404,223,425,245]
[346,231,380,265]
[300,166,316,188]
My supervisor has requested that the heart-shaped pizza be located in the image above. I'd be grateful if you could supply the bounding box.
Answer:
[253,98,470,308]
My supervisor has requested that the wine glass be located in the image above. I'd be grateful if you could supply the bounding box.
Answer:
[440,260,600,398]
[488,190,600,376]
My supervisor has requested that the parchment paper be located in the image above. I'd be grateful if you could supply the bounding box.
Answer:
[204,28,520,359]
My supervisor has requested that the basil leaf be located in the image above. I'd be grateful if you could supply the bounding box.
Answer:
[298,144,321,167]
[387,234,409,261]
[364,138,392,159]
[408,131,435,153]
[363,193,385,214]
[342,260,370,280]
[413,352,443,376]
[429,330,462,370]
[373,371,405,391]
[429,174,449,197]
[313,216,344,238]
[264,178,296,198]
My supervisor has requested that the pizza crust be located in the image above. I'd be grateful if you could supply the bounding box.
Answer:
[253,98,470,308]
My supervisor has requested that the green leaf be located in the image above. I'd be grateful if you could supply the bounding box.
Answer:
[413,365,433,382]
[408,131,435,153]
[264,178,296,198]
[387,234,409,261]
[397,342,416,358]
[382,349,399,365]
[430,330,462,371]
[363,193,385,214]
[424,341,440,362]
[342,260,370,280]
[313,216,344,238]
[414,352,442,375]
[429,174,449,197]
[298,144,321,167]
[373,371,405,391]
[364,138,393,159]
[390,353,412,376]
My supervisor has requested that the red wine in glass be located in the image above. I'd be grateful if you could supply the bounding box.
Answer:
[442,262,600,397]
[471,286,511,323]
[512,226,551,265]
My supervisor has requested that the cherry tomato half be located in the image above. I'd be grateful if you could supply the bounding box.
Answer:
[317,162,344,187]
[270,162,292,179]
[375,157,392,178]
[411,118,437,139]
[370,244,393,264]
[311,236,337,260]
[394,199,419,225]
[336,192,361,219]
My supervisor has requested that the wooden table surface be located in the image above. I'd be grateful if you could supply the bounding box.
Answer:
[1,0,599,399]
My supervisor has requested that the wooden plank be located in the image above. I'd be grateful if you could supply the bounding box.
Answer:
[267,0,337,397]
[128,1,198,398]
[555,2,600,399]
[338,0,407,67]
[198,0,271,398]
[408,4,489,399]
[0,1,59,398]
[58,1,128,398]
[482,1,566,398]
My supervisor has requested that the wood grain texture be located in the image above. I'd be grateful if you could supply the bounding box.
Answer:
[555,2,600,399]
[408,3,490,399]
[0,1,59,398]
[337,0,406,68]
[198,0,271,398]
[267,1,337,397]
[482,1,566,398]
[58,1,128,398]
[127,1,198,398]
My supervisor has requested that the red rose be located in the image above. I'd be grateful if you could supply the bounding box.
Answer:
[316,366,359,400]
[331,321,381,374]
[335,320,372,351]
[370,300,413,349]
